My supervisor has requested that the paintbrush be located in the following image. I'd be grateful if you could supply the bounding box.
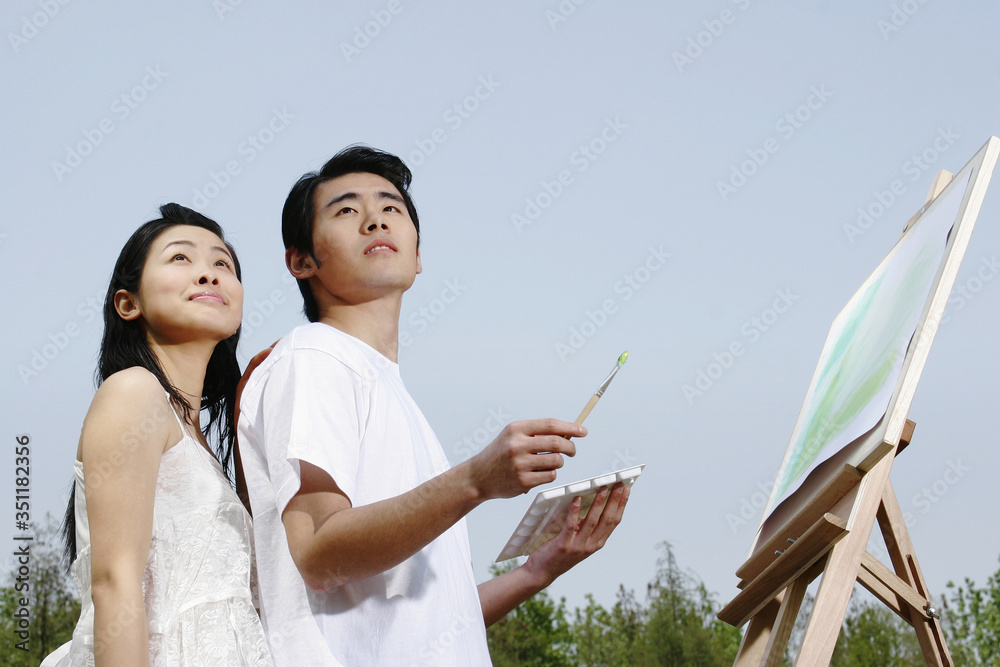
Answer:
[574,351,628,426]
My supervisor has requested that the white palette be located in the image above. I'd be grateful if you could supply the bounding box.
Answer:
[495,465,645,562]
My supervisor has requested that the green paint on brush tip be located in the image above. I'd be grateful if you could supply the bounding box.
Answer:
[617,351,629,367]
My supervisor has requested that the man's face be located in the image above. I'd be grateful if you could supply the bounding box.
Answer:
[296,172,421,306]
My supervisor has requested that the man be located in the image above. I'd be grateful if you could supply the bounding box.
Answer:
[238,145,628,665]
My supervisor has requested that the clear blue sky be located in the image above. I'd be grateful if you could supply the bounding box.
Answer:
[3,0,999,620]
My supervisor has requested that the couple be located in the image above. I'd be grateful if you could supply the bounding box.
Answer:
[46,146,629,666]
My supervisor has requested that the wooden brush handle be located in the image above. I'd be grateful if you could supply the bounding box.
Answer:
[574,394,600,426]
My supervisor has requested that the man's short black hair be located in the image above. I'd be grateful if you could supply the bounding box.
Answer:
[282,145,420,322]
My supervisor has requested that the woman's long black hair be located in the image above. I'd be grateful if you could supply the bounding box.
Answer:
[62,203,242,566]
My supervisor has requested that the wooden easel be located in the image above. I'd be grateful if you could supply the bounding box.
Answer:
[718,419,951,665]
[718,168,976,666]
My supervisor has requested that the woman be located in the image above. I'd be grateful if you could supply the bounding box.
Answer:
[43,204,271,665]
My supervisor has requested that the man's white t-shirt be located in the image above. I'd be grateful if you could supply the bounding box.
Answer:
[238,323,491,666]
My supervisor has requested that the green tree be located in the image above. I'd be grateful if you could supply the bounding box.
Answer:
[642,543,741,666]
[489,544,741,666]
[0,513,80,666]
[487,544,1000,666]
[487,559,573,666]
[568,542,739,666]
[571,587,649,666]
[783,589,925,665]
[944,558,1000,666]
[830,601,923,666]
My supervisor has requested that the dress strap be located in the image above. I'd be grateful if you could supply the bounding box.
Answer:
[164,392,191,436]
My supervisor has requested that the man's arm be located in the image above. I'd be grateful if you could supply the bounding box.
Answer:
[282,419,583,591]
[477,482,630,627]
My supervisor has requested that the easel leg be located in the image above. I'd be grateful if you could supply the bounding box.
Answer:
[734,592,783,667]
[795,447,896,665]
[878,480,953,666]
[762,575,810,667]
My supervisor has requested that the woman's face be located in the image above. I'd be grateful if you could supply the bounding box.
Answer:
[123,225,244,345]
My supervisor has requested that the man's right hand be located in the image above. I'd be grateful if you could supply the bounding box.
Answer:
[464,419,583,501]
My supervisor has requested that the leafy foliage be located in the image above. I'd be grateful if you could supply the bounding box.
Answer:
[488,543,740,666]
[639,543,741,665]
[489,546,1000,666]
[571,588,650,665]
[0,514,80,666]
[829,601,923,666]
[944,559,1000,666]
[6,516,1000,667]
[487,558,573,666]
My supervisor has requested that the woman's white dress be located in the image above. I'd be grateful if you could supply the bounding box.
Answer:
[43,400,272,666]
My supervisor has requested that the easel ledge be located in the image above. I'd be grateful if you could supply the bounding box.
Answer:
[720,421,952,666]
[734,420,914,588]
